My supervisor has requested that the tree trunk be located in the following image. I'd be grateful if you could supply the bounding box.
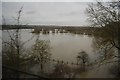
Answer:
[117,22,120,76]
[82,60,86,71]
[118,41,120,76]
[40,62,43,73]
[16,29,20,79]
[40,56,43,74]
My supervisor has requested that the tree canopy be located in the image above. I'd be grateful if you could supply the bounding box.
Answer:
[86,1,120,54]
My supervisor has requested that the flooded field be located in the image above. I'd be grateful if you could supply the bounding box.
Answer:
[2,29,116,78]
[2,1,120,79]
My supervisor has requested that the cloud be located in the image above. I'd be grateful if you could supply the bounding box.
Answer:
[26,11,36,14]
[2,2,90,26]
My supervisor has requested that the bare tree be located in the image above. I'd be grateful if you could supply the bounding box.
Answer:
[2,6,35,78]
[49,63,73,78]
[29,34,51,74]
[86,0,120,76]
[76,51,89,71]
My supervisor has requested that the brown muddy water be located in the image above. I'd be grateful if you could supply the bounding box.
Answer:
[2,29,115,78]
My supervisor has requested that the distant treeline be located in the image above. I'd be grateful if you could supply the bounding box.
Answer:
[2,25,102,35]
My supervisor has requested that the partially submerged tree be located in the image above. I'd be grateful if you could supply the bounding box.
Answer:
[76,51,89,70]
[49,63,73,78]
[29,34,51,74]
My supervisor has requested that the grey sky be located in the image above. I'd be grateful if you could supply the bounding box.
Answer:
[0,2,2,26]
[2,0,112,2]
[2,2,91,26]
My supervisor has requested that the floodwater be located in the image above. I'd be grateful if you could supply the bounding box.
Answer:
[2,29,115,78]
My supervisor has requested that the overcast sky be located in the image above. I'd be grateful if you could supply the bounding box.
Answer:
[2,2,92,26]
